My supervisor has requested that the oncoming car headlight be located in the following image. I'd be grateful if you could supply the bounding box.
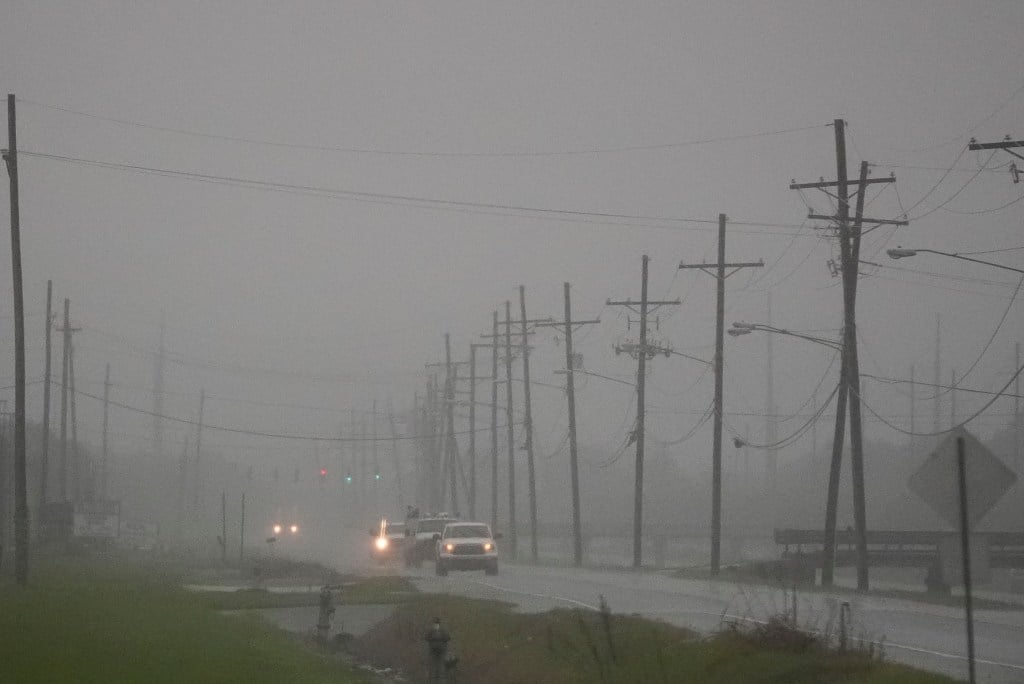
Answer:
[272,524,282,535]
[289,524,299,534]
[444,543,455,552]
[483,542,493,551]
[375,536,389,550]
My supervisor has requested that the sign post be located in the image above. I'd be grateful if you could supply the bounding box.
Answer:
[955,435,976,684]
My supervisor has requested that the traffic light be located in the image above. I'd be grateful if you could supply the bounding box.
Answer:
[373,470,382,481]
[319,467,328,477]
[344,472,353,484]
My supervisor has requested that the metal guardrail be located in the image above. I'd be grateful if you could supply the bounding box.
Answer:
[774,529,1024,569]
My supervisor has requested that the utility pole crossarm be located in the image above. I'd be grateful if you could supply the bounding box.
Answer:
[534,318,601,328]
[606,299,680,306]
[789,176,894,189]
[480,331,536,339]
[493,317,554,330]
[678,262,764,270]
[968,137,1024,152]
[808,213,908,226]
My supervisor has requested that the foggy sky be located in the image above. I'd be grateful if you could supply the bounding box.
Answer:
[1,2,1022,496]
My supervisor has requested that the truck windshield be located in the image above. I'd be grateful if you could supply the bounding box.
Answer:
[447,525,490,539]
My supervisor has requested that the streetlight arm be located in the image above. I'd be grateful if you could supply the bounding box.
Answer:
[729,322,842,350]
[887,247,1024,275]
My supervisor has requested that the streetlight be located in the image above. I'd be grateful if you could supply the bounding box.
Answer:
[729,320,853,589]
[728,322,842,350]
[887,247,1024,276]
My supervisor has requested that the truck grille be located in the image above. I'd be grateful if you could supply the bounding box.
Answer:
[452,543,485,555]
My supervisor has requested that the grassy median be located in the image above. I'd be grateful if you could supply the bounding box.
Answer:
[0,554,370,683]
[351,594,958,684]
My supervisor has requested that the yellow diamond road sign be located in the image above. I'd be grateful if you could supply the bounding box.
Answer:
[907,427,1017,529]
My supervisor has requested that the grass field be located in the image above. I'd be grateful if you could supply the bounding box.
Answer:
[351,594,959,684]
[0,554,371,683]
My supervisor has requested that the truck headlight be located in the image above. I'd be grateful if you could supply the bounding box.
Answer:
[272,524,282,535]
[375,537,389,550]
[445,543,455,552]
[483,542,493,551]
[289,524,299,534]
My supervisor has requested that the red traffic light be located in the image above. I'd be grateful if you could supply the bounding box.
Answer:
[319,468,328,477]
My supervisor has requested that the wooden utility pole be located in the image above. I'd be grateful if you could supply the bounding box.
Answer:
[4,94,28,584]
[387,404,404,511]
[152,311,166,462]
[518,285,539,561]
[444,336,459,515]
[239,492,246,565]
[372,400,380,493]
[221,491,227,564]
[490,311,500,532]
[40,280,53,507]
[951,370,958,427]
[536,283,600,567]
[479,305,550,555]
[194,388,205,509]
[1016,343,1021,470]
[102,364,110,501]
[0,405,7,568]
[468,344,477,519]
[176,438,189,546]
[503,301,517,559]
[428,339,469,514]
[360,416,368,506]
[464,342,497,521]
[934,314,941,433]
[59,298,70,502]
[0,406,8,568]
[909,365,916,458]
[609,256,681,569]
[69,338,80,502]
[843,155,871,593]
[765,292,777,516]
[789,122,905,590]
[633,255,650,571]
[679,217,763,575]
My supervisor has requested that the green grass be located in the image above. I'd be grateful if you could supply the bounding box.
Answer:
[352,594,959,684]
[194,575,417,610]
[0,554,370,683]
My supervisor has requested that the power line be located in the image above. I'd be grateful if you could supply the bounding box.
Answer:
[959,246,1024,256]
[861,373,1024,400]
[68,384,515,442]
[853,362,1024,437]
[20,150,816,237]
[725,381,840,450]
[940,192,1024,215]
[18,98,825,158]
